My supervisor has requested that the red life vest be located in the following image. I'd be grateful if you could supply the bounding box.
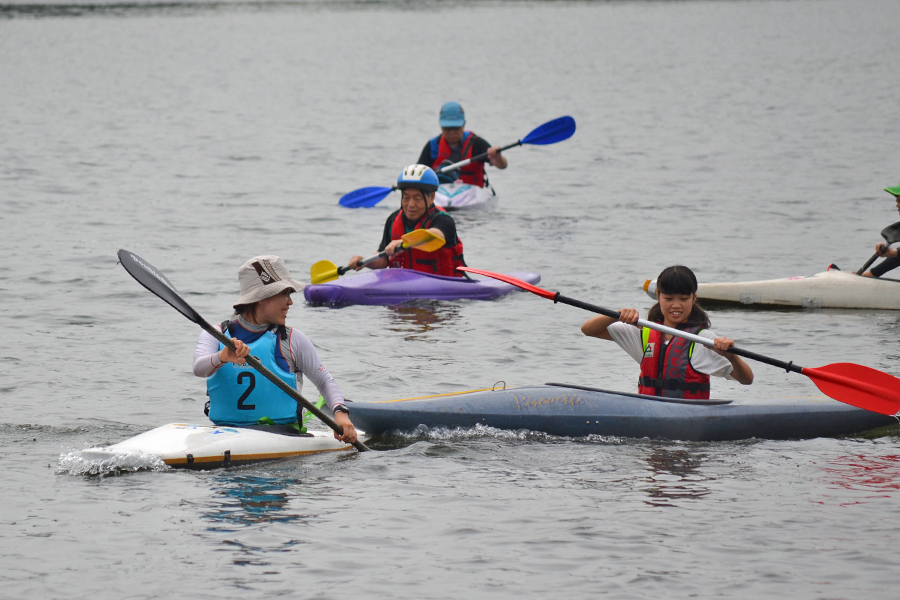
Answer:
[638,326,711,400]
[389,206,466,277]
[432,131,485,187]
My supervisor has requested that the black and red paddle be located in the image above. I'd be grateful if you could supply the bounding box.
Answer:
[459,267,900,416]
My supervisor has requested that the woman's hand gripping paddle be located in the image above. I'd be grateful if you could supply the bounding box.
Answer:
[458,267,900,416]
[117,249,370,452]
[856,221,900,275]
[310,230,446,285]
[338,116,577,208]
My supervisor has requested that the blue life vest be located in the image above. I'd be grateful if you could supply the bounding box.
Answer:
[207,323,298,426]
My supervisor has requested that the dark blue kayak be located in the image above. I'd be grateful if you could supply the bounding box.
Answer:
[350,384,897,441]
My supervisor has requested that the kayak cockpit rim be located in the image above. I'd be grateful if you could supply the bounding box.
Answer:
[370,383,733,406]
[544,383,733,406]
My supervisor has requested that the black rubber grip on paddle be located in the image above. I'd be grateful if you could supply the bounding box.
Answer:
[555,294,623,320]
[857,252,880,276]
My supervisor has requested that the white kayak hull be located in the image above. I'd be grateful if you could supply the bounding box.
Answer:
[81,423,363,469]
[433,182,497,210]
[644,270,900,310]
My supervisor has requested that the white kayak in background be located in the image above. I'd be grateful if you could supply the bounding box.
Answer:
[643,269,900,310]
[81,423,363,470]
[433,182,497,210]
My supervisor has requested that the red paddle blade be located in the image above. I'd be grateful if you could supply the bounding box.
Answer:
[457,267,557,300]
[802,363,900,416]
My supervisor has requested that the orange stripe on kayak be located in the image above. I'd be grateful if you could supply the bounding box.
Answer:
[163,446,353,465]
[376,388,495,403]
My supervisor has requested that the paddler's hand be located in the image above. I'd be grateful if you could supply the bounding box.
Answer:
[712,337,735,355]
[349,255,365,271]
[487,146,508,169]
[876,242,898,258]
[332,411,358,444]
[617,308,640,325]
[218,339,249,365]
[384,239,404,256]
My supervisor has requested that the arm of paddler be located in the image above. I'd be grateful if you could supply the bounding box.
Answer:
[869,255,900,278]
[581,308,640,341]
[382,228,445,257]
[192,328,249,376]
[487,146,508,169]
[290,329,358,444]
[348,254,389,271]
[711,337,754,385]
[332,411,357,444]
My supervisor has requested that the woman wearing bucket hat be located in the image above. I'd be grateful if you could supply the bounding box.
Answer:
[192,256,357,443]
[860,182,900,278]
[348,164,466,278]
[417,101,508,185]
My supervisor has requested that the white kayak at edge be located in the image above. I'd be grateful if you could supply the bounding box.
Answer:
[643,269,900,310]
[82,423,364,469]
[433,182,497,210]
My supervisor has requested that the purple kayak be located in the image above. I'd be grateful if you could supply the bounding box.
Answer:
[304,269,542,306]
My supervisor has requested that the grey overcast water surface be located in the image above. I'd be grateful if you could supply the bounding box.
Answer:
[2,1,900,598]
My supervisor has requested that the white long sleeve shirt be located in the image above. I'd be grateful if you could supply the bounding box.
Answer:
[607,321,736,380]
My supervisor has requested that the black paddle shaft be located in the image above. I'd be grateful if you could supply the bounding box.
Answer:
[437,141,522,174]
[856,220,900,275]
[553,293,805,374]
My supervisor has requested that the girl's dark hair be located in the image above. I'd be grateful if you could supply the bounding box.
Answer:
[647,265,711,329]
[233,303,256,319]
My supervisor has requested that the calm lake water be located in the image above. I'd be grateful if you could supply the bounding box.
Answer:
[2,0,900,598]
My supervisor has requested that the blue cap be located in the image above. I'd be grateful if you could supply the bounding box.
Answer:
[439,101,465,128]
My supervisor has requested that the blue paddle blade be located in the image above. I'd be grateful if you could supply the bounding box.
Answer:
[521,116,576,146]
[338,186,395,208]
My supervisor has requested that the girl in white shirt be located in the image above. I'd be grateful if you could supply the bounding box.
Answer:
[581,265,753,399]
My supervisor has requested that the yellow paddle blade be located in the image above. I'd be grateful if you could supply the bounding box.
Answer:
[310,260,340,285]
[401,229,446,253]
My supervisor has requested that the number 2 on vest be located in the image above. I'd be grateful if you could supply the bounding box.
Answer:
[237,372,256,410]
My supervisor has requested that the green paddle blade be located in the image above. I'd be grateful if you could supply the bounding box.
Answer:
[401,229,445,252]
[310,260,340,285]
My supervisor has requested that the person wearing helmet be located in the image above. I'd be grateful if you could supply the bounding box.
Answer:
[417,101,508,186]
[859,181,900,278]
[348,165,466,278]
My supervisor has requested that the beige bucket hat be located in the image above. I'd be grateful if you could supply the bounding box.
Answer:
[233,255,305,308]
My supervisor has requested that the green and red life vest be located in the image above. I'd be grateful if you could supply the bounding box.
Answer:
[638,326,711,400]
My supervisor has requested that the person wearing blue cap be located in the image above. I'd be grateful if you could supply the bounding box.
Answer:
[860,182,900,277]
[417,101,508,186]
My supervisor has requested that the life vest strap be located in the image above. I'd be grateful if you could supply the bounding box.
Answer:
[639,376,710,394]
